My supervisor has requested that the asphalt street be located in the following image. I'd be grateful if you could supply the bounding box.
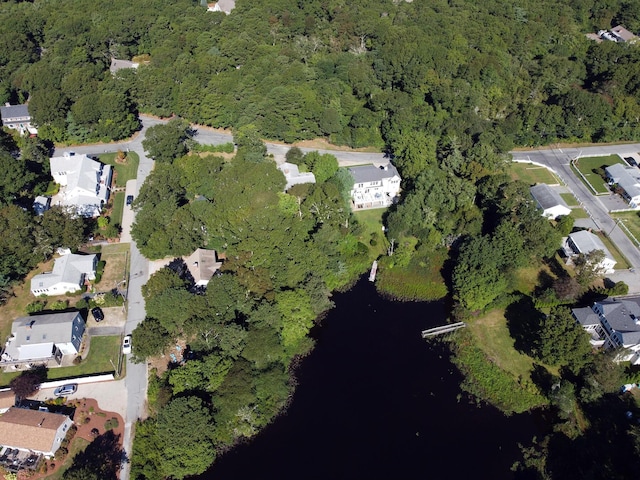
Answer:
[512,144,640,292]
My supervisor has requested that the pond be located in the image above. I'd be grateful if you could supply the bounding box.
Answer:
[200,278,541,479]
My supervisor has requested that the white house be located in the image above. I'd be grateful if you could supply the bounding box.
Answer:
[183,249,222,287]
[564,230,617,274]
[109,58,139,75]
[348,164,401,210]
[278,162,316,191]
[31,254,97,296]
[0,104,37,135]
[605,163,640,208]
[50,152,112,217]
[0,408,73,457]
[1,311,86,366]
[529,184,572,219]
[207,0,235,14]
[573,299,640,364]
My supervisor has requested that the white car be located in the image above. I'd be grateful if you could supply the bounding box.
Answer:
[122,335,132,355]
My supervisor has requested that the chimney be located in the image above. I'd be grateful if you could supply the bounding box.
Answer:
[28,320,35,329]
[194,262,199,268]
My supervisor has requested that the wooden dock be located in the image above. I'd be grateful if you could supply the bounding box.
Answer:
[421,322,466,338]
[369,260,378,282]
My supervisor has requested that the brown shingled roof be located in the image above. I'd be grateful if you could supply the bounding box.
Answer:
[0,407,68,453]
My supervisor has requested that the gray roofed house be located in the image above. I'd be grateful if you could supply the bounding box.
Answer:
[611,25,638,43]
[605,163,640,208]
[1,311,85,366]
[278,162,316,190]
[348,164,401,210]
[183,249,222,287]
[109,58,139,74]
[0,104,37,135]
[33,196,51,216]
[50,152,112,217]
[529,184,572,219]
[30,254,97,296]
[572,306,606,346]
[564,230,617,274]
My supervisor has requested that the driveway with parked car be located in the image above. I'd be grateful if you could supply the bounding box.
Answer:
[119,179,137,243]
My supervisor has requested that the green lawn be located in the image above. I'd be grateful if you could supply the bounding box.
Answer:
[595,231,631,269]
[97,152,139,187]
[569,207,589,219]
[0,336,122,387]
[560,192,580,206]
[572,155,623,195]
[611,211,640,247]
[509,162,559,185]
[111,191,125,226]
[353,209,388,258]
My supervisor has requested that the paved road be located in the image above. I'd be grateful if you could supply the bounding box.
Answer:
[512,144,640,292]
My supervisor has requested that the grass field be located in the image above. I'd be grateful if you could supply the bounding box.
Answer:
[569,207,589,219]
[611,211,640,247]
[509,162,559,185]
[110,191,125,226]
[99,243,129,289]
[560,192,580,206]
[595,231,631,269]
[97,152,139,188]
[572,155,623,195]
[353,209,388,258]
[0,336,122,387]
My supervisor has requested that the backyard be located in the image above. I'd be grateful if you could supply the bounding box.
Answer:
[98,244,129,292]
[509,162,559,185]
[572,154,624,195]
[594,231,631,269]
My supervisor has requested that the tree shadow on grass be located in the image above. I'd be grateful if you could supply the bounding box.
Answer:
[63,430,125,480]
[505,296,544,357]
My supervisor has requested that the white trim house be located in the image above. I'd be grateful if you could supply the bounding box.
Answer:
[348,164,401,210]
[1,311,86,366]
[530,184,571,219]
[50,152,112,217]
[278,162,316,191]
[605,163,640,208]
[0,104,37,135]
[0,408,73,457]
[563,230,617,274]
[31,254,97,296]
[573,299,640,364]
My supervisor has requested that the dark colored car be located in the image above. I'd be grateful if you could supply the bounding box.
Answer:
[91,307,104,322]
[126,195,134,206]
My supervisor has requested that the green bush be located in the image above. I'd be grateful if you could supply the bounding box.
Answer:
[191,142,235,153]
[76,298,89,310]
[49,300,68,310]
[104,417,119,430]
[26,301,45,314]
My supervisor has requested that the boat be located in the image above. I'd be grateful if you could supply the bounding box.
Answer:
[369,260,378,282]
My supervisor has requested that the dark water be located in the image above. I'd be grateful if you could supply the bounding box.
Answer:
[202,278,541,480]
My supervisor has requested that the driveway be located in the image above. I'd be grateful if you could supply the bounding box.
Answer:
[120,180,137,243]
[31,379,127,419]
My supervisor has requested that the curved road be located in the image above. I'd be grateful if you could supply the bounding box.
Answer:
[52,115,388,479]
[511,144,640,290]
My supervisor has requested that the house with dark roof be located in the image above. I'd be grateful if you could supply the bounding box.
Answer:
[50,152,112,217]
[563,230,617,274]
[348,164,401,210]
[278,162,316,190]
[529,184,572,219]
[0,311,85,367]
[0,408,73,457]
[30,253,97,296]
[573,298,640,363]
[0,104,37,135]
[605,163,640,208]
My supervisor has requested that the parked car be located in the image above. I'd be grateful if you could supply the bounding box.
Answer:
[91,307,104,322]
[54,384,77,397]
[122,335,132,355]
[126,195,134,206]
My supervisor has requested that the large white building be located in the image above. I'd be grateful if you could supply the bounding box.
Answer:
[348,164,401,210]
[50,153,112,217]
[31,253,97,296]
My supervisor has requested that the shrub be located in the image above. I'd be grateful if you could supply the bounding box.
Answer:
[104,417,119,431]
[75,298,89,310]
[26,301,45,314]
[54,447,68,461]
[49,300,68,310]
